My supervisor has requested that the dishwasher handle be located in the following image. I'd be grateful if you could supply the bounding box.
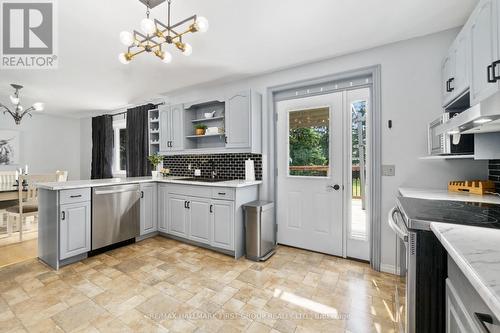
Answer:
[388,207,408,242]
[94,188,141,196]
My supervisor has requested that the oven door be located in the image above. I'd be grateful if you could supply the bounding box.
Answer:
[389,207,409,333]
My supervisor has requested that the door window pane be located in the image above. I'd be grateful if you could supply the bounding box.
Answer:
[351,100,367,240]
[288,107,329,177]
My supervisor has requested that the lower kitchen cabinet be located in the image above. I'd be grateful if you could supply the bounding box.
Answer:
[188,198,212,244]
[59,201,91,260]
[140,183,157,235]
[158,184,169,233]
[211,200,234,251]
[160,184,258,258]
[168,194,189,238]
[446,279,476,333]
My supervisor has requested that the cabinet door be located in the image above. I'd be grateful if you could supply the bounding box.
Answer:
[211,200,234,251]
[158,185,169,233]
[225,91,251,149]
[445,279,478,333]
[140,183,157,235]
[470,0,497,105]
[168,194,188,238]
[187,198,211,244]
[159,106,171,153]
[442,54,454,106]
[453,31,470,98]
[170,104,184,151]
[60,202,91,260]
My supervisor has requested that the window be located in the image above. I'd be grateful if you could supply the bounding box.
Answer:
[113,117,127,176]
[288,107,330,177]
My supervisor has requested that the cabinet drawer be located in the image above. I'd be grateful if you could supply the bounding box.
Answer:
[168,184,212,198]
[211,188,234,200]
[59,188,91,205]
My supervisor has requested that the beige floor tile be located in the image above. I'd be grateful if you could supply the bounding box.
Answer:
[0,237,402,333]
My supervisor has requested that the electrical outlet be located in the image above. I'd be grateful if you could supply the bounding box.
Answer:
[382,165,396,176]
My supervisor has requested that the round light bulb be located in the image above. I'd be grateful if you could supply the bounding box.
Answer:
[161,51,172,63]
[140,18,156,35]
[119,31,134,47]
[182,43,192,56]
[32,102,44,111]
[17,105,23,112]
[118,53,131,64]
[195,16,209,33]
[9,95,19,105]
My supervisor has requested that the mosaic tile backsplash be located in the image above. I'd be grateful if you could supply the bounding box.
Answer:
[162,153,263,180]
[489,160,500,191]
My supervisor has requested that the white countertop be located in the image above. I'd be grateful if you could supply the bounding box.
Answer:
[431,222,500,319]
[399,187,500,204]
[36,176,262,190]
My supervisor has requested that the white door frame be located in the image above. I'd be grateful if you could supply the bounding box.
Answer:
[268,65,382,270]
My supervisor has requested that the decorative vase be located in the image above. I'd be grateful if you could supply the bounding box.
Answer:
[195,128,205,136]
[151,171,159,178]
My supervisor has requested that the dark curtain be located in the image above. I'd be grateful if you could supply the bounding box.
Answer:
[91,115,114,179]
[126,103,154,177]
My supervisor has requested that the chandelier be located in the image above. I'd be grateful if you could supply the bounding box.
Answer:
[0,84,44,125]
[119,0,209,64]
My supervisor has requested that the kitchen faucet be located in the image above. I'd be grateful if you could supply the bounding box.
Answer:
[209,159,217,179]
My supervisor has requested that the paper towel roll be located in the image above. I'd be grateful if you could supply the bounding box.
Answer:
[245,159,255,181]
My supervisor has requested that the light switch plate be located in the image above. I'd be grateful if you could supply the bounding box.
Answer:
[382,165,396,176]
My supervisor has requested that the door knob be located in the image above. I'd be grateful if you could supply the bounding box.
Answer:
[327,184,341,191]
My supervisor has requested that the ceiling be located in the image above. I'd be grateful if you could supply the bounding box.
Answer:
[0,0,478,117]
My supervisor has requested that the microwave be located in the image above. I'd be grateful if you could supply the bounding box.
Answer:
[428,113,475,156]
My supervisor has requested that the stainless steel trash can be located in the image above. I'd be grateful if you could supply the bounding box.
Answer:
[244,201,276,261]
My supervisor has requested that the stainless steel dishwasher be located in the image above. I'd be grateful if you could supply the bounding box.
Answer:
[92,184,140,250]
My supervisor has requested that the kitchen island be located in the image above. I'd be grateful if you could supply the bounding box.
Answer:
[37,176,262,269]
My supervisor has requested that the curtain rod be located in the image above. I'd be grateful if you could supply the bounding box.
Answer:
[110,102,165,117]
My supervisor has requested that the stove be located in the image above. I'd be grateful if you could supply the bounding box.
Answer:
[396,197,500,231]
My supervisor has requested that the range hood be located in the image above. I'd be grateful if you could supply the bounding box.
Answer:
[437,93,500,135]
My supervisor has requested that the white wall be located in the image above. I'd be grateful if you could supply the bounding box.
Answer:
[1,113,81,180]
[160,28,489,270]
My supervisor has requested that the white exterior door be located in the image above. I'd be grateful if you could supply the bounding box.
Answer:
[276,93,343,256]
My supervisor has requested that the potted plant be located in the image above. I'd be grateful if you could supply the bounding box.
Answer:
[194,124,207,136]
[148,154,163,178]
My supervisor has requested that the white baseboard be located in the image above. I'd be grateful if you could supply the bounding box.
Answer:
[380,263,400,275]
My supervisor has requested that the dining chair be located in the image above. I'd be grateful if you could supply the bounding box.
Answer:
[6,174,57,241]
[0,171,17,236]
[56,170,68,182]
[0,171,17,184]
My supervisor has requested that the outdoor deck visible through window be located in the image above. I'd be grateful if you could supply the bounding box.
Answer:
[351,100,367,240]
[288,107,330,177]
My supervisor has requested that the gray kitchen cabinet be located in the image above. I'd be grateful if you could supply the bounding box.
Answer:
[446,279,477,333]
[442,30,470,107]
[469,0,498,105]
[225,91,251,149]
[187,198,211,244]
[158,184,169,233]
[211,199,234,251]
[159,104,184,153]
[161,184,259,258]
[168,194,189,238]
[140,183,157,236]
[59,201,91,260]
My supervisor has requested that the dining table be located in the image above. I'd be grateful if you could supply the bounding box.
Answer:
[0,182,25,202]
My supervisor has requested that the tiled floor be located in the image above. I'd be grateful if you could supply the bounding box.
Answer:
[0,237,400,333]
[0,239,37,268]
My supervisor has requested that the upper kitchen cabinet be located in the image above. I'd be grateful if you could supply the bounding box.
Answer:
[469,0,498,105]
[225,90,262,151]
[442,30,470,107]
[159,104,184,153]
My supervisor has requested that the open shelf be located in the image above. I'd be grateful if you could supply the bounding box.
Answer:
[419,155,475,160]
[191,116,225,123]
[186,133,225,139]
